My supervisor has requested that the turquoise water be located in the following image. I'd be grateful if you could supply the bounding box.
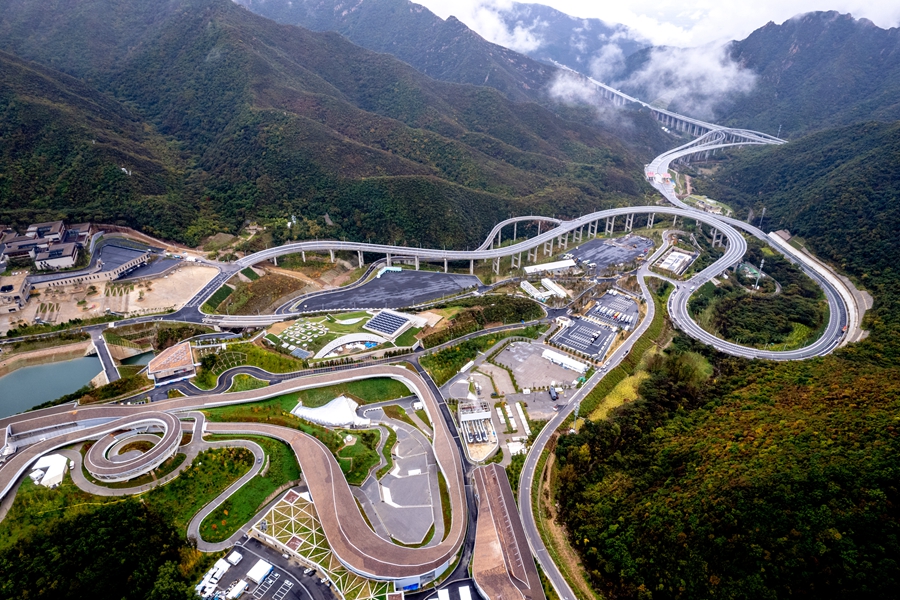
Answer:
[0,356,102,418]
[122,351,154,366]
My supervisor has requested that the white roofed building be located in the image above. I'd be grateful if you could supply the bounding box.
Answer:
[541,349,588,374]
[31,453,69,488]
[540,278,568,298]
[523,259,576,275]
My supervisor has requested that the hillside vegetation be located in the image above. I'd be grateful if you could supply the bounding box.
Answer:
[0,0,652,247]
[720,12,900,136]
[694,121,900,361]
[0,50,194,236]
[554,121,900,599]
[235,0,556,105]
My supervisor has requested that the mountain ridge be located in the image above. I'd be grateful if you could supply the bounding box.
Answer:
[0,0,652,246]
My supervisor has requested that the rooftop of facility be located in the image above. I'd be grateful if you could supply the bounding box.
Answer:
[472,463,545,600]
[148,342,195,374]
[35,242,78,261]
[0,272,28,292]
[523,259,576,275]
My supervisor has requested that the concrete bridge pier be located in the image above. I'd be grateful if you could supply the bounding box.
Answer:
[330,249,335,263]
[647,213,655,229]
[605,216,615,236]
[273,255,278,266]
[625,213,634,232]
[511,253,521,270]
[358,251,364,268]
[415,256,420,270]
[573,226,583,243]
[469,259,474,275]
[558,232,569,249]
[301,250,306,262]
[588,220,598,237]
[386,253,392,267]
[527,246,538,263]
[492,257,500,275]
[543,238,554,256]
[711,229,725,248]
[444,258,448,273]
[513,222,517,241]
[672,215,678,228]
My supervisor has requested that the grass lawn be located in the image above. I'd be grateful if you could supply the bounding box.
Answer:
[383,405,418,431]
[202,284,233,313]
[336,429,381,486]
[438,472,451,541]
[226,374,269,393]
[240,267,260,281]
[395,327,422,347]
[284,378,412,410]
[376,427,397,479]
[415,408,432,430]
[199,435,301,543]
[144,447,254,536]
[232,343,305,373]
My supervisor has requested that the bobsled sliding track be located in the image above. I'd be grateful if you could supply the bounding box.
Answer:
[0,91,863,600]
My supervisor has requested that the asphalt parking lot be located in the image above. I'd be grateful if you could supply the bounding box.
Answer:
[295,271,481,311]
[588,291,640,330]
[211,538,334,600]
[568,234,654,269]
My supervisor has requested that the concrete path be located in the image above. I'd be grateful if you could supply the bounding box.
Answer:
[91,329,120,383]
[184,438,266,551]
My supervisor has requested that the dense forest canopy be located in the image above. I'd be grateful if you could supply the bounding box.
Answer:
[0,501,198,600]
[555,120,900,599]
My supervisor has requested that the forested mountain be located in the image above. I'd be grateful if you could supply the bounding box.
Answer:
[490,2,646,72]
[695,121,900,359]
[718,12,900,136]
[0,50,195,234]
[555,121,900,599]
[233,0,557,104]
[0,0,654,246]
[614,12,900,136]
[237,0,646,98]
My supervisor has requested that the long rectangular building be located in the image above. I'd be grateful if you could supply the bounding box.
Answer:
[523,259,576,275]
[541,348,588,374]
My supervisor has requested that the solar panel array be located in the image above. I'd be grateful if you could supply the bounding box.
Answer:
[366,311,409,336]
